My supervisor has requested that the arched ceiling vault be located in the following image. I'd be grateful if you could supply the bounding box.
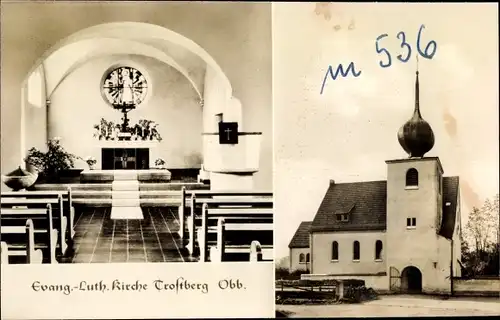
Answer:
[45,38,204,100]
[24,22,233,101]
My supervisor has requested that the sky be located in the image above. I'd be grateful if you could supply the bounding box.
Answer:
[273,2,499,259]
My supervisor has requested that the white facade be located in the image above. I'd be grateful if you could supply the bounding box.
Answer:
[295,157,462,294]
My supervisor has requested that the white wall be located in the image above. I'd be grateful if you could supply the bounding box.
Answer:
[311,231,386,275]
[302,274,389,291]
[289,248,310,272]
[454,278,500,294]
[48,54,202,169]
[386,158,451,293]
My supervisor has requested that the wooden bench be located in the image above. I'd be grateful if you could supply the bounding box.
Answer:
[1,196,68,260]
[177,187,272,240]
[0,206,57,264]
[188,197,273,262]
[1,188,75,242]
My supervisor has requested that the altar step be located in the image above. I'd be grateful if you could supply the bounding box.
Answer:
[112,198,140,207]
[112,180,139,191]
[110,206,143,219]
[31,182,208,191]
[80,169,171,183]
[31,183,113,191]
[30,182,209,207]
[73,198,180,207]
[71,190,183,198]
[139,182,209,191]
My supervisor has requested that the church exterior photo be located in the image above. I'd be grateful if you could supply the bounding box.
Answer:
[288,70,462,295]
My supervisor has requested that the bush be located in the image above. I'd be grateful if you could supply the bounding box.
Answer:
[275,267,309,280]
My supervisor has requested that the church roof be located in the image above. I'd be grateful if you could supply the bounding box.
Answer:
[288,221,312,248]
[309,177,460,239]
[311,180,387,232]
[440,176,459,239]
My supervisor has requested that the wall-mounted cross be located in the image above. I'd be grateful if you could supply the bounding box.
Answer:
[218,122,239,144]
[225,127,233,140]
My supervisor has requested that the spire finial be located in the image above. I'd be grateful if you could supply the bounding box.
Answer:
[415,56,420,115]
[397,57,435,158]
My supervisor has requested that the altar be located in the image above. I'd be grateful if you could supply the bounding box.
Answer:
[95,140,160,170]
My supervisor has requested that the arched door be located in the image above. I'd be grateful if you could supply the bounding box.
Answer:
[401,266,423,293]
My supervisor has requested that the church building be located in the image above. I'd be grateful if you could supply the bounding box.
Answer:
[289,69,462,294]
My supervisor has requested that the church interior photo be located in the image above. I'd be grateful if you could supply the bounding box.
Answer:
[1,2,273,264]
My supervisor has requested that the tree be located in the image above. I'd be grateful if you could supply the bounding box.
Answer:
[464,194,499,252]
[462,194,499,276]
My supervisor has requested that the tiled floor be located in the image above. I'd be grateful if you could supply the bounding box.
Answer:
[62,207,196,263]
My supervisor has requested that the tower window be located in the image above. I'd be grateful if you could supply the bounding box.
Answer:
[299,253,305,263]
[331,241,339,261]
[375,240,383,260]
[306,253,310,263]
[407,217,417,228]
[353,241,360,261]
[406,168,419,187]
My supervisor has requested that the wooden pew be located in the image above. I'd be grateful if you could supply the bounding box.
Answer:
[185,194,273,255]
[1,197,67,259]
[0,206,57,264]
[178,187,272,243]
[1,187,75,242]
[194,200,273,262]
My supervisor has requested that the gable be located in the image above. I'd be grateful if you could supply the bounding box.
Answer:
[288,221,312,248]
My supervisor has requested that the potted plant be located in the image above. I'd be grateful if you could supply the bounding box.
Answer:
[154,158,166,169]
[85,156,97,170]
[24,137,81,183]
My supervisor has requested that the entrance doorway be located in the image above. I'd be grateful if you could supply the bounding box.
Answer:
[401,266,422,293]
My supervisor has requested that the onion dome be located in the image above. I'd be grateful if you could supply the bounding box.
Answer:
[397,69,435,158]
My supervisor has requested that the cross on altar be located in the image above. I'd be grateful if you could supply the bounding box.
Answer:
[218,122,239,144]
[114,150,136,169]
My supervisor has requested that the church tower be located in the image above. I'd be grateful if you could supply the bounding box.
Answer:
[385,64,446,293]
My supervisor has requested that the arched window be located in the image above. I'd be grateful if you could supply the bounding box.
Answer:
[299,253,305,263]
[332,241,339,260]
[27,66,44,108]
[353,241,360,260]
[306,253,310,262]
[375,240,383,260]
[406,168,419,187]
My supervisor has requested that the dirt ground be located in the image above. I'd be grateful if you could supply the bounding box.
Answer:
[276,295,500,317]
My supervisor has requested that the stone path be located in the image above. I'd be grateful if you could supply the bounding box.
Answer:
[277,295,500,317]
